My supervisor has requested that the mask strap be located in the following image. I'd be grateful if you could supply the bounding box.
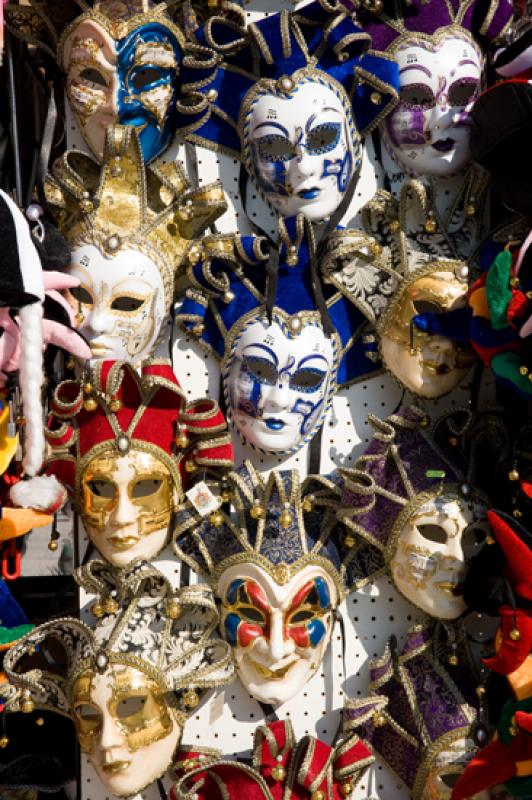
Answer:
[157,778,167,800]
[258,700,279,723]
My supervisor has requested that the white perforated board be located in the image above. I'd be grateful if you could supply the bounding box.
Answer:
[55,4,501,796]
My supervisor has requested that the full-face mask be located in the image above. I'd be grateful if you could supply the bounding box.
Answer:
[350,0,512,178]
[338,405,489,620]
[3,562,234,797]
[344,624,488,800]
[179,224,378,456]
[44,125,225,365]
[175,0,399,221]
[174,463,359,705]
[42,360,232,567]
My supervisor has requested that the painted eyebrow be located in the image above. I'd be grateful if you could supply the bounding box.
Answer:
[457,59,478,68]
[305,108,341,132]
[242,343,279,366]
[297,354,329,369]
[399,64,432,78]
[252,121,290,136]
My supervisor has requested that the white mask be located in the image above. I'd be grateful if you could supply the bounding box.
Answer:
[81,449,176,567]
[382,34,482,177]
[71,663,181,797]
[244,78,360,221]
[389,493,488,620]
[226,316,336,454]
[421,736,490,800]
[67,243,167,363]
[379,268,474,398]
[218,563,337,705]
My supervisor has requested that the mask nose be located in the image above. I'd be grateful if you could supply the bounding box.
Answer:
[86,307,114,337]
[263,379,291,413]
[268,609,294,662]
[99,710,125,754]
[426,336,455,357]
[109,488,137,531]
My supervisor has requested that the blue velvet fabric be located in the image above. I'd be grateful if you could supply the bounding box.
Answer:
[176,0,399,158]
[179,221,380,385]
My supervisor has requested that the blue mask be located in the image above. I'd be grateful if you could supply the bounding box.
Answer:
[62,16,182,163]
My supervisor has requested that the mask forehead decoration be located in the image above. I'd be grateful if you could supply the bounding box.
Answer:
[42,359,233,566]
[343,624,483,800]
[178,224,382,455]
[344,0,512,179]
[174,462,359,704]
[174,0,399,220]
[43,124,226,364]
[337,404,489,620]
[323,188,476,398]
[3,561,234,797]
[170,718,374,800]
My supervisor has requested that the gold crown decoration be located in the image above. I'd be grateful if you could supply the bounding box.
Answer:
[44,124,227,302]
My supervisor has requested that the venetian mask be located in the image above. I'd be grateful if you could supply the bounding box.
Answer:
[67,244,167,362]
[388,491,488,620]
[218,563,337,705]
[379,266,475,397]
[383,32,482,177]
[244,77,359,221]
[81,449,176,567]
[421,735,490,800]
[226,315,337,454]
[61,16,182,163]
[71,662,181,796]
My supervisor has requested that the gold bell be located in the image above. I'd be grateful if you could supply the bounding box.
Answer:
[286,246,298,266]
[91,603,104,619]
[221,488,232,503]
[486,535,495,545]
[21,692,35,714]
[311,792,325,800]
[513,509,523,519]
[83,396,98,412]
[302,496,314,513]
[419,415,430,428]
[35,716,45,726]
[48,539,59,552]
[210,510,224,527]
[465,204,476,217]
[476,685,486,697]
[83,381,93,395]
[510,716,518,737]
[0,736,8,748]
[185,459,198,473]
[176,432,190,449]
[448,653,459,667]
[178,205,193,221]
[370,241,382,257]
[510,627,521,641]
[75,311,85,324]
[188,245,202,265]
[340,783,354,798]
[527,291,532,301]
[250,502,265,520]
[223,290,235,303]
[167,600,182,620]
[183,689,199,709]
[104,598,119,615]
[520,366,529,376]
[344,534,356,548]
[511,277,520,288]
[373,711,386,727]
[79,198,94,214]
[447,436,458,447]
[109,397,122,413]
[370,91,382,105]
[424,217,437,234]
[279,507,293,529]
[192,323,204,336]
[272,765,286,782]
[389,220,400,233]
[509,468,520,481]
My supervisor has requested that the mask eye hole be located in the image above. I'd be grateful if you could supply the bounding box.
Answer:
[440,773,460,788]
[131,479,163,499]
[242,355,278,386]
[290,368,326,392]
[289,609,315,624]
[87,480,116,499]
[74,703,102,729]
[412,300,442,314]
[417,523,447,544]
[448,77,479,106]
[70,285,93,306]
[306,122,341,155]
[399,84,435,109]
[256,134,294,163]
[132,66,164,92]
[111,296,145,312]
[462,524,488,549]
[78,67,107,87]
[116,695,147,719]
[237,605,266,624]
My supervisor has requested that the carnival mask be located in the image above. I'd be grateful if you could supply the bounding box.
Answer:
[219,564,337,706]
[67,244,167,362]
[388,492,488,619]
[61,17,182,163]
[379,267,474,397]
[226,315,337,454]
[72,663,181,796]
[81,449,176,567]
[245,78,359,222]
[383,33,482,177]
[422,735,489,799]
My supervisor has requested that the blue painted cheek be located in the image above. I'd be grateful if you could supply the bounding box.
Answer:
[236,370,262,419]
[314,576,331,609]
[223,613,242,646]
[226,579,245,605]
[253,150,290,198]
[307,618,326,647]
[321,150,352,193]
[291,397,324,435]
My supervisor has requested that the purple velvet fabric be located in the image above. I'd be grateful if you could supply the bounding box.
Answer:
[340,0,512,53]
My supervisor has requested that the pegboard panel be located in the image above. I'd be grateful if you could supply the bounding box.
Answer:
[60,16,499,799]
